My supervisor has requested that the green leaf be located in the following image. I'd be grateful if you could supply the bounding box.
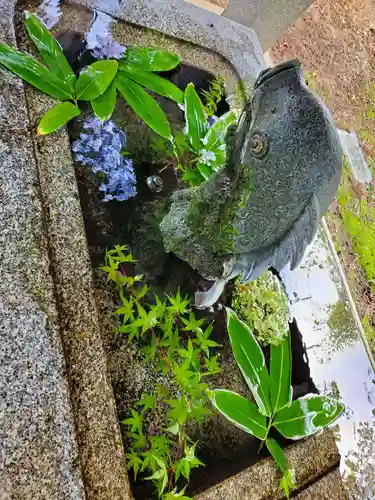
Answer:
[167,397,189,425]
[226,308,272,417]
[196,161,213,180]
[279,469,296,500]
[270,333,292,413]
[91,81,116,121]
[184,83,209,152]
[122,409,143,434]
[24,12,76,90]
[208,389,267,440]
[175,443,204,482]
[167,288,190,315]
[145,456,168,495]
[125,448,143,480]
[182,168,205,186]
[266,438,289,473]
[273,395,344,440]
[37,101,80,135]
[0,43,73,100]
[116,73,172,140]
[202,110,237,150]
[163,488,192,500]
[137,393,157,413]
[128,432,147,450]
[75,60,118,101]
[119,64,184,104]
[122,47,180,71]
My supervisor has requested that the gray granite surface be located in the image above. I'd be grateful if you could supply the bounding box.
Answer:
[0,2,84,499]
[223,0,313,50]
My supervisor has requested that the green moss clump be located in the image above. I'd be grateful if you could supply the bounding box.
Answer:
[337,162,375,292]
[232,271,289,346]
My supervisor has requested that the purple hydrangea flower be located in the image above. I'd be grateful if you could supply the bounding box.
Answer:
[72,117,136,202]
[208,115,218,127]
[91,34,126,60]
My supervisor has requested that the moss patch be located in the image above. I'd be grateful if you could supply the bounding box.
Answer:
[232,271,289,346]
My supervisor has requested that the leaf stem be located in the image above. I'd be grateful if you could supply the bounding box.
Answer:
[258,417,274,453]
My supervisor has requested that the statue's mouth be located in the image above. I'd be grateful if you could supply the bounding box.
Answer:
[254,59,301,89]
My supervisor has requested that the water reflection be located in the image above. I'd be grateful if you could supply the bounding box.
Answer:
[281,227,375,497]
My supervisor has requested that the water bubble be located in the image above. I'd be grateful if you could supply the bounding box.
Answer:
[147,175,163,193]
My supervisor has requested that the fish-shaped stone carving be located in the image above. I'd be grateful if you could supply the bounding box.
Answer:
[160,60,342,308]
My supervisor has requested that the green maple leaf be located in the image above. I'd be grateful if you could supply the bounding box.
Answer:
[181,312,205,334]
[113,296,135,324]
[163,488,192,499]
[167,288,190,315]
[141,334,158,360]
[167,396,189,425]
[178,339,201,369]
[202,354,222,376]
[190,400,213,423]
[194,324,221,355]
[127,431,147,450]
[125,448,143,480]
[174,442,204,481]
[279,469,296,499]
[150,435,172,456]
[137,393,157,413]
[122,409,143,434]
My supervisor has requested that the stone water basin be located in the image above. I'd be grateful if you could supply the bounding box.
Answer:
[5,0,371,498]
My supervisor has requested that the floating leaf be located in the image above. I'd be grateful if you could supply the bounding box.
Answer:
[270,333,292,413]
[116,73,172,140]
[226,308,272,417]
[122,47,180,71]
[208,389,267,440]
[37,101,80,135]
[24,12,76,91]
[91,81,116,121]
[0,43,73,100]
[202,110,237,150]
[119,64,183,104]
[273,395,344,440]
[75,60,118,101]
[184,83,208,153]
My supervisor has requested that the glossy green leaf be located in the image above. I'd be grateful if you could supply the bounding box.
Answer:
[266,438,296,499]
[202,110,237,150]
[184,83,209,153]
[116,73,172,140]
[24,12,76,90]
[119,64,184,104]
[196,162,212,180]
[0,43,73,100]
[37,101,80,135]
[226,308,272,417]
[208,389,267,440]
[270,333,292,413]
[91,81,116,121]
[75,60,118,101]
[122,47,180,71]
[273,395,344,440]
[266,438,289,473]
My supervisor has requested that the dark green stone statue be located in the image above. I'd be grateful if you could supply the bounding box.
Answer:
[160,60,342,308]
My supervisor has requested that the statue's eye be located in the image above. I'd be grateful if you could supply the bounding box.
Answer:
[251,133,268,158]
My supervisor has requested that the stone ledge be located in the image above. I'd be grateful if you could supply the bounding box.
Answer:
[196,430,340,499]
